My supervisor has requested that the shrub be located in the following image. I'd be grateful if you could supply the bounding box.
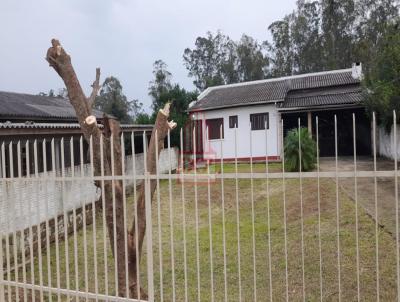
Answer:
[284,127,317,172]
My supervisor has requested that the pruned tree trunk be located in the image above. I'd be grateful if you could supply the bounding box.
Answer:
[45,39,176,298]
[127,105,176,298]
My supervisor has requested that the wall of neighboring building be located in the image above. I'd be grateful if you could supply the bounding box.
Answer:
[0,148,179,266]
[192,104,281,161]
[378,125,400,160]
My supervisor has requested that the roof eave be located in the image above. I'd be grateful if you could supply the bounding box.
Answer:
[278,103,364,113]
[189,99,283,113]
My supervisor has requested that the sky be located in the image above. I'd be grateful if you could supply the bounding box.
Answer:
[0,0,297,112]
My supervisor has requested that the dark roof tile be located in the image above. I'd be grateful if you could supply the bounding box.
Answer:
[0,122,153,131]
[190,69,360,111]
[278,85,363,109]
[0,91,104,121]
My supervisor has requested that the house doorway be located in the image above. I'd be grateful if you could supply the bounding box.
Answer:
[282,108,371,157]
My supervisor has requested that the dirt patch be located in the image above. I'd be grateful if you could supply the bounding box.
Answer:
[319,157,399,236]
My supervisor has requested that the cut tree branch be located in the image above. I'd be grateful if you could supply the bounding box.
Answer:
[87,67,101,109]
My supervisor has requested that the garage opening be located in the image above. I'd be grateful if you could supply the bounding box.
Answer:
[282,108,371,157]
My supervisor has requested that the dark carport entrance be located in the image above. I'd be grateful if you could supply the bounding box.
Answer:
[281,107,371,157]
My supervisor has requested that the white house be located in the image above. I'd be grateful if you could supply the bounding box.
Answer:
[188,63,370,161]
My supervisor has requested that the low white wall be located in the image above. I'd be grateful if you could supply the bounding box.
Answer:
[0,147,178,234]
[378,125,400,160]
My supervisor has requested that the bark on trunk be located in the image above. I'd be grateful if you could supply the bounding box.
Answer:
[45,39,176,299]
[127,106,176,298]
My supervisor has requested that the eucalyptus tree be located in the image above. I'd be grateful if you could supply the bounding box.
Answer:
[95,76,135,123]
[236,34,269,81]
[267,15,295,77]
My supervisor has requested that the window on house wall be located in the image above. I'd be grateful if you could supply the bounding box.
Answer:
[250,113,269,130]
[229,115,238,128]
[206,118,224,140]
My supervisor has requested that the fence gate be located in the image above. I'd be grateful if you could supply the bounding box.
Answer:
[1,112,400,301]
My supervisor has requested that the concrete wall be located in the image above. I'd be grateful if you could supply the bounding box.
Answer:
[193,104,281,160]
[378,125,400,160]
[0,148,178,265]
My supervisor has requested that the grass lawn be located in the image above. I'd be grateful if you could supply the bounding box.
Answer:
[6,163,398,301]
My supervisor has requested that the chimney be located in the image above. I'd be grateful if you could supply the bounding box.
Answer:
[352,62,363,80]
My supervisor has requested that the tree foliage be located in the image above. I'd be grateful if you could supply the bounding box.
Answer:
[149,60,198,146]
[284,127,317,172]
[183,31,269,90]
[182,1,398,90]
[266,0,399,126]
[95,76,139,124]
[236,34,269,82]
[321,0,356,69]
[267,17,295,76]
[148,60,172,111]
[363,21,400,131]
[183,31,231,90]
[353,0,399,66]
[135,112,153,124]
[266,0,399,75]
[38,88,68,98]
[291,0,324,73]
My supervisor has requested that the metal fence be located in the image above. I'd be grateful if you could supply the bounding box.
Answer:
[1,112,400,301]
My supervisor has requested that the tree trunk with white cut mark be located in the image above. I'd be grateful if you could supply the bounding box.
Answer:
[45,39,176,298]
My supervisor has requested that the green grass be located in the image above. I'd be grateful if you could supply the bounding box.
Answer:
[4,163,398,301]
[196,162,283,174]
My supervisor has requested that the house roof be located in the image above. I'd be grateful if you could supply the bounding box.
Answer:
[0,122,153,130]
[0,91,104,121]
[189,68,361,111]
[278,85,363,111]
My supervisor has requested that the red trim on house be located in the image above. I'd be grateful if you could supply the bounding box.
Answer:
[205,156,281,163]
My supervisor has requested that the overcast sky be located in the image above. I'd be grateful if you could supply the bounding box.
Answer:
[0,0,297,112]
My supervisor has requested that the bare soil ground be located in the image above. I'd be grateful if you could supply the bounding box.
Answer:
[319,156,400,236]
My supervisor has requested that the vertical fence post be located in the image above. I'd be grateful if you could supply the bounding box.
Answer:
[145,171,155,302]
[0,144,6,301]
[0,145,5,300]
[0,233,4,301]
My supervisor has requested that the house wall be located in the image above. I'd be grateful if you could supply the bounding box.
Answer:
[0,148,178,266]
[193,104,281,161]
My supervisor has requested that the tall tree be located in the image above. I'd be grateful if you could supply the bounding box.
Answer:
[291,0,324,73]
[130,99,145,122]
[162,84,197,146]
[321,0,356,69]
[236,34,269,81]
[266,0,398,75]
[220,37,240,84]
[364,22,400,130]
[353,0,399,70]
[183,31,231,90]
[149,60,198,145]
[148,60,172,110]
[184,31,268,90]
[267,15,295,76]
[95,76,134,123]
